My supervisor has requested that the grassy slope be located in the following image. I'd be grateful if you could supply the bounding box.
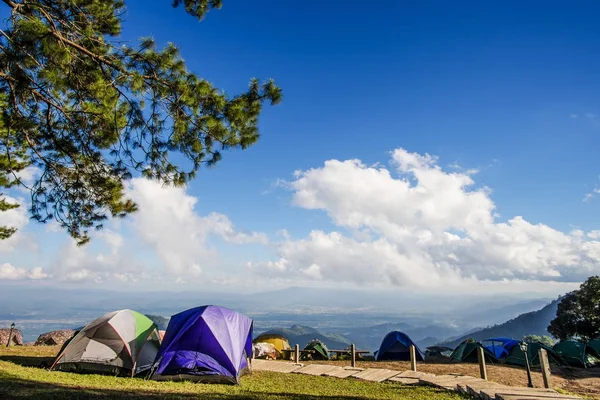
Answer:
[0,346,465,400]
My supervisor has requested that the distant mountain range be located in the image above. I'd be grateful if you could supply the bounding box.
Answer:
[333,322,464,351]
[0,283,557,343]
[250,297,558,353]
[439,298,561,348]
[247,296,561,353]
[139,296,563,355]
[257,325,352,350]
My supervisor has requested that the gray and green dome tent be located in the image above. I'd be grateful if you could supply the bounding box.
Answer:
[450,339,497,363]
[553,340,600,368]
[51,309,161,376]
[505,341,563,368]
[301,339,330,361]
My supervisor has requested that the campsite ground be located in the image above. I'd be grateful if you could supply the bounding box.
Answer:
[0,346,464,399]
[302,359,600,399]
[2,347,599,399]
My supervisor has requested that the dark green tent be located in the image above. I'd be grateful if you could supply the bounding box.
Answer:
[334,345,371,361]
[301,339,330,361]
[505,341,563,368]
[425,345,453,359]
[553,340,600,368]
[450,339,497,363]
[588,339,600,355]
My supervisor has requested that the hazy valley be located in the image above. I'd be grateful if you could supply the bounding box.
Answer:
[0,285,556,351]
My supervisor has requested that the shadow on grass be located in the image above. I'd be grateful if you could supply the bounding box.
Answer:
[0,371,462,400]
[0,355,54,368]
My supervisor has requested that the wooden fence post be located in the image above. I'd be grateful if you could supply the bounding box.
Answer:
[410,345,417,372]
[351,343,356,368]
[539,348,551,388]
[294,344,300,364]
[477,346,488,380]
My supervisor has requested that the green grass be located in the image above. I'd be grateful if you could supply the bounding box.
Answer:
[0,347,467,399]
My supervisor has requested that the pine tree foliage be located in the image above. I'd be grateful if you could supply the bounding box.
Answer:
[0,0,281,244]
[522,334,555,347]
[0,94,28,239]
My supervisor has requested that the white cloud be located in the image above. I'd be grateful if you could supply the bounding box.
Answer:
[0,263,47,280]
[15,166,40,186]
[43,177,267,285]
[49,228,163,284]
[0,263,26,280]
[61,268,94,283]
[124,178,266,278]
[292,150,494,235]
[583,187,600,202]
[28,267,48,280]
[255,148,600,288]
[95,229,123,255]
[204,213,269,245]
[588,231,600,240]
[4,150,597,293]
[0,195,29,253]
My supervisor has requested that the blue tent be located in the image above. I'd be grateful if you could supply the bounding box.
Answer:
[151,305,253,384]
[374,331,425,361]
[483,337,520,359]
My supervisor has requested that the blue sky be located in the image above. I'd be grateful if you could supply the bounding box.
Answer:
[2,0,600,294]
[119,0,600,232]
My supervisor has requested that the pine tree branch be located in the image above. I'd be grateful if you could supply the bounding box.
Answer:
[1,0,17,9]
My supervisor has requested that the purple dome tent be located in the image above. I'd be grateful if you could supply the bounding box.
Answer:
[151,305,253,384]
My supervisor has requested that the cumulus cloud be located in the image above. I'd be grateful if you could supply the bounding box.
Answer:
[0,195,29,253]
[253,148,600,287]
[5,149,597,292]
[0,263,47,280]
[46,178,267,285]
[49,229,147,284]
[1,169,267,287]
[0,167,41,251]
[124,178,267,277]
[15,166,40,186]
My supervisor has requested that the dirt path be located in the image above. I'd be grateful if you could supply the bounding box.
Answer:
[300,359,600,398]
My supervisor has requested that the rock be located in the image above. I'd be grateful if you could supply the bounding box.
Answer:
[0,328,23,346]
[35,329,76,346]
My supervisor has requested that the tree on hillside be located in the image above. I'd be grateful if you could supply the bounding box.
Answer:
[522,334,555,347]
[548,276,600,341]
[0,0,281,244]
